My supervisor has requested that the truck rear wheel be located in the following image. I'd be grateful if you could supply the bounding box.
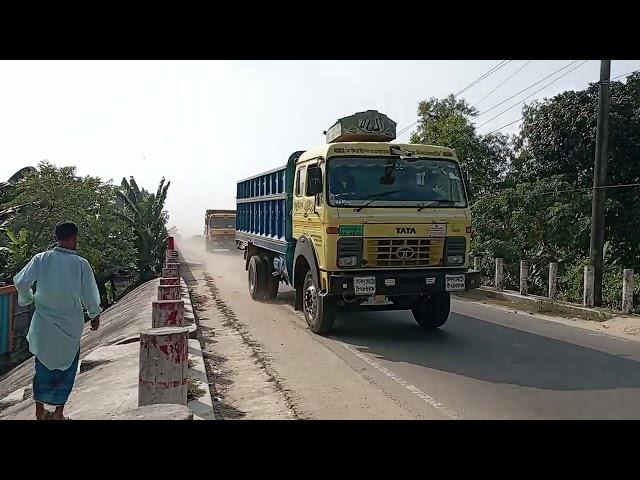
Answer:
[302,270,335,334]
[262,255,280,300]
[411,292,451,330]
[248,255,268,300]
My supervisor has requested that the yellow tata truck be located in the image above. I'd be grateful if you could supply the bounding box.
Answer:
[235,110,480,334]
[204,209,236,252]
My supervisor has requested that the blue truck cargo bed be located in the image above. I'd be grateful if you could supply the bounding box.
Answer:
[236,152,303,275]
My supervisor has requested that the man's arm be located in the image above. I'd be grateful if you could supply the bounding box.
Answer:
[12,255,40,306]
[80,259,103,321]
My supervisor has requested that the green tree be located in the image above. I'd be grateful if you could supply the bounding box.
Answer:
[4,162,138,306]
[409,94,512,197]
[471,177,591,294]
[0,167,37,282]
[117,176,170,281]
[513,72,640,268]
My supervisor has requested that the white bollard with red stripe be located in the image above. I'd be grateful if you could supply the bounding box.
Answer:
[158,285,181,301]
[138,327,189,407]
[152,300,185,328]
[162,267,179,278]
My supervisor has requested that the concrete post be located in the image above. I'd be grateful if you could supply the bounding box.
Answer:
[162,267,179,278]
[520,260,529,296]
[158,285,181,301]
[152,300,185,328]
[474,256,480,271]
[584,265,595,307]
[166,262,180,274]
[160,277,180,286]
[622,268,634,314]
[495,258,504,292]
[138,327,188,407]
[166,252,178,267]
[548,262,558,300]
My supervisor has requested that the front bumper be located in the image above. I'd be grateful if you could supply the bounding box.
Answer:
[209,236,235,245]
[328,269,481,296]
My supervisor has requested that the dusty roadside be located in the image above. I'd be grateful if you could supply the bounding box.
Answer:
[179,246,420,420]
[182,260,296,420]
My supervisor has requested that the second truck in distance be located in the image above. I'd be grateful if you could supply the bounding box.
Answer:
[235,110,480,334]
[204,209,236,252]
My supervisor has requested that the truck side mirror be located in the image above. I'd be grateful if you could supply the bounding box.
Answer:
[307,166,323,196]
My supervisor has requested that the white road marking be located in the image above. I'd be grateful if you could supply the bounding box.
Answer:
[340,343,461,419]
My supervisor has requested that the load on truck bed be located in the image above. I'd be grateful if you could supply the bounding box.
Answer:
[235,110,480,335]
[204,209,236,252]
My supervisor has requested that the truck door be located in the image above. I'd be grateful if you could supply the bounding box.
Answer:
[293,161,326,270]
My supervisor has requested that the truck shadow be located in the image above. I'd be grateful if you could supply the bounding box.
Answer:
[329,310,640,392]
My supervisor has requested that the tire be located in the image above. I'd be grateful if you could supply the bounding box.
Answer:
[262,256,280,300]
[411,292,451,330]
[302,270,335,334]
[248,255,268,300]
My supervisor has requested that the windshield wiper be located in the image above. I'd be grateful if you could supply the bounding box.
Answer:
[354,189,404,212]
[417,200,456,212]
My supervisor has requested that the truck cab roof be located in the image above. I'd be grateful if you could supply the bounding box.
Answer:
[296,142,458,164]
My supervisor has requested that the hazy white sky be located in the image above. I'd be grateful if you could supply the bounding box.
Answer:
[1,60,638,236]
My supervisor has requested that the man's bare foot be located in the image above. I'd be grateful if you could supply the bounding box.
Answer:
[35,401,50,420]
[52,406,68,420]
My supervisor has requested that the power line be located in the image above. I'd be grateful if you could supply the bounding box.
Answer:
[472,61,532,108]
[455,60,511,97]
[612,69,639,81]
[482,62,633,136]
[477,60,589,129]
[475,60,580,119]
[484,116,523,136]
[397,61,513,139]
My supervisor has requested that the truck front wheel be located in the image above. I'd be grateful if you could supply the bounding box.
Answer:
[302,270,335,334]
[411,292,451,330]
[248,255,267,300]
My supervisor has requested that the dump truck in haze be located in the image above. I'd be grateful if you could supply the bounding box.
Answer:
[235,110,480,335]
[204,209,236,252]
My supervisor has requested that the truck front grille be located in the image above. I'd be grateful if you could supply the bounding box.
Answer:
[366,238,444,267]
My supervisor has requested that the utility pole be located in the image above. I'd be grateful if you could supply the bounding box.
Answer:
[589,60,611,306]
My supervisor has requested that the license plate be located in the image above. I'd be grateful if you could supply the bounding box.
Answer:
[354,276,376,295]
[445,274,466,292]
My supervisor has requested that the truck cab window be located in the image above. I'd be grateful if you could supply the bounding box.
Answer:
[306,165,322,196]
[295,167,306,197]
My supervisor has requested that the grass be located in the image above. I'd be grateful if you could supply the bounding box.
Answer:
[187,376,206,402]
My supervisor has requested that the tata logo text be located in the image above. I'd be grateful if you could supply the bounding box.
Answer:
[396,227,416,234]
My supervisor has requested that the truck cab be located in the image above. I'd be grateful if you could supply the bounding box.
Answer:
[236,110,480,335]
[205,209,236,252]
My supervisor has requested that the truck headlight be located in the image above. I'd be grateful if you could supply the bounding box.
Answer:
[337,237,362,268]
[446,254,464,265]
[445,237,466,266]
[338,256,358,267]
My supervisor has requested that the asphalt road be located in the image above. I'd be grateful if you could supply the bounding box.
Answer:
[184,245,640,420]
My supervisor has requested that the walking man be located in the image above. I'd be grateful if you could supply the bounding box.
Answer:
[13,221,102,420]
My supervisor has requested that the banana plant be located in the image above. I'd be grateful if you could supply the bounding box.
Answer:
[117,176,170,280]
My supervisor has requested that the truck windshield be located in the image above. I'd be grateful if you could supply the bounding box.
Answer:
[327,156,467,208]
[210,218,235,228]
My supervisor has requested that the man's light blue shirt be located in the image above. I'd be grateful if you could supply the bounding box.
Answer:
[13,247,102,371]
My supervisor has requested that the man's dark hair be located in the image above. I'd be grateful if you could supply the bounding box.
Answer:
[55,221,79,241]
